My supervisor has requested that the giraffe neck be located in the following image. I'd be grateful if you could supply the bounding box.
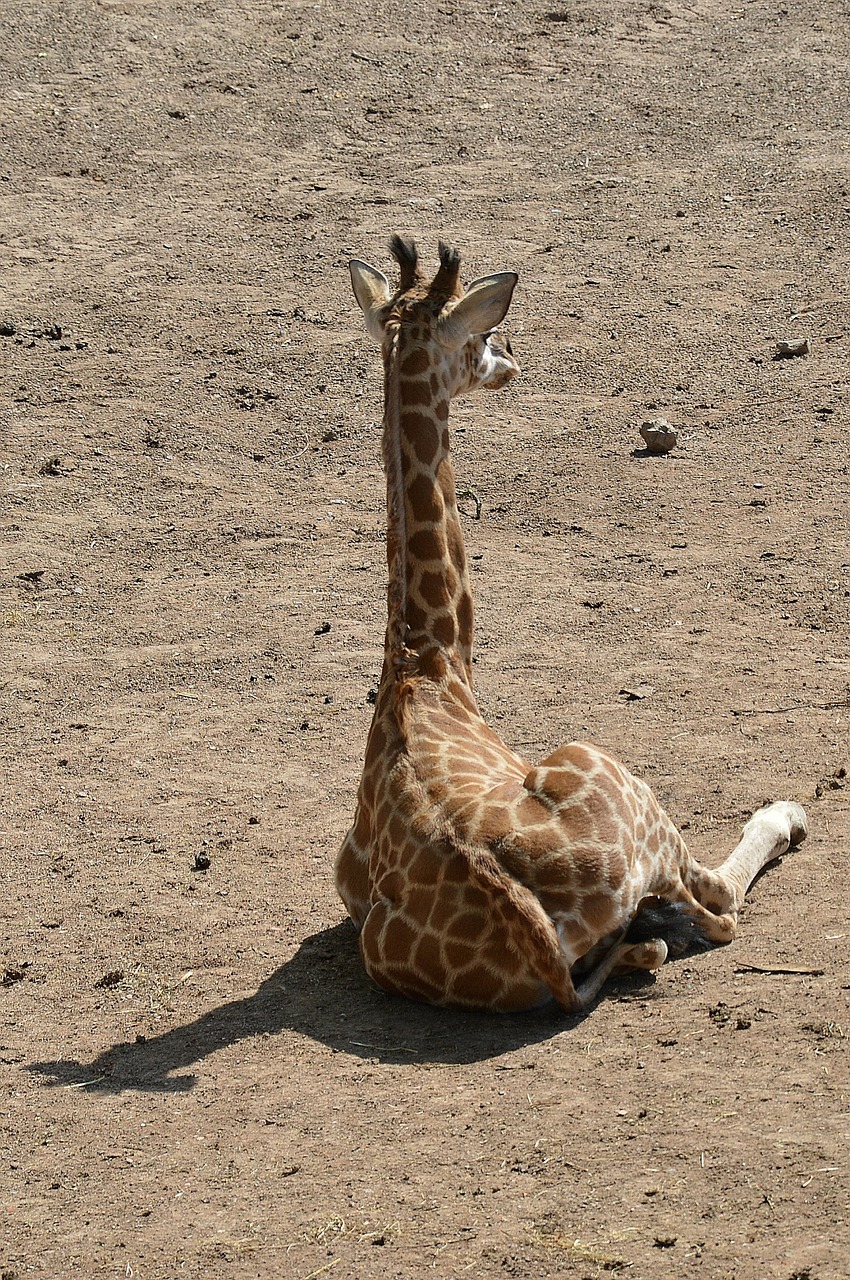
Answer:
[382,326,474,683]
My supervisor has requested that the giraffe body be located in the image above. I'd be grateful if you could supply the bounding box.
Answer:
[334,237,808,1014]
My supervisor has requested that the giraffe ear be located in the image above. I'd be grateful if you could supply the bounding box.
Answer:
[436,271,518,349]
[349,259,392,341]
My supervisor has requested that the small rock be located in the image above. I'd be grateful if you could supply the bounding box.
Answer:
[639,418,677,454]
[774,337,810,358]
[620,684,655,701]
[0,319,16,336]
[192,851,212,872]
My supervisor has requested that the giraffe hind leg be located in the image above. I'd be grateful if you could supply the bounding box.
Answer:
[671,800,808,946]
[573,928,669,976]
[570,935,669,1010]
[713,800,808,911]
[555,792,807,1006]
[675,896,739,944]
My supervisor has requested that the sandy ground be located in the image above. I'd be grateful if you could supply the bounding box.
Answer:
[2,0,848,1276]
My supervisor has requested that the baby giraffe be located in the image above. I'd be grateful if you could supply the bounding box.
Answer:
[334,235,808,1013]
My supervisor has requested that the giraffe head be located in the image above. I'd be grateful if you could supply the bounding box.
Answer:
[349,236,520,397]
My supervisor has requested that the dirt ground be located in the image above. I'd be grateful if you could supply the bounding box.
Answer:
[1,0,848,1276]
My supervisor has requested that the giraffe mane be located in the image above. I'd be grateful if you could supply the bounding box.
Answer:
[380,324,411,676]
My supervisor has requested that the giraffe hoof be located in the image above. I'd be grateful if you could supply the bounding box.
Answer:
[619,938,668,972]
[749,800,809,849]
[636,938,668,970]
[785,802,808,847]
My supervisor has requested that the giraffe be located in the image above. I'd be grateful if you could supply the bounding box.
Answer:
[333,235,808,1014]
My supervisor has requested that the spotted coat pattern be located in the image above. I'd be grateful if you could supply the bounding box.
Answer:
[334,238,808,1013]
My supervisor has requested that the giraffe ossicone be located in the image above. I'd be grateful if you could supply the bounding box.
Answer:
[333,235,808,1014]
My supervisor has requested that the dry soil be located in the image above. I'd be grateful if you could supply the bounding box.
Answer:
[1,1,849,1277]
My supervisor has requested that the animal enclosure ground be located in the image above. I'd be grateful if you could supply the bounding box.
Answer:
[1,1,848,1277]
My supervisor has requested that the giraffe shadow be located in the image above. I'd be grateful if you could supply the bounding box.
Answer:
[27,903,708,1095]
[28,920,624,1094]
